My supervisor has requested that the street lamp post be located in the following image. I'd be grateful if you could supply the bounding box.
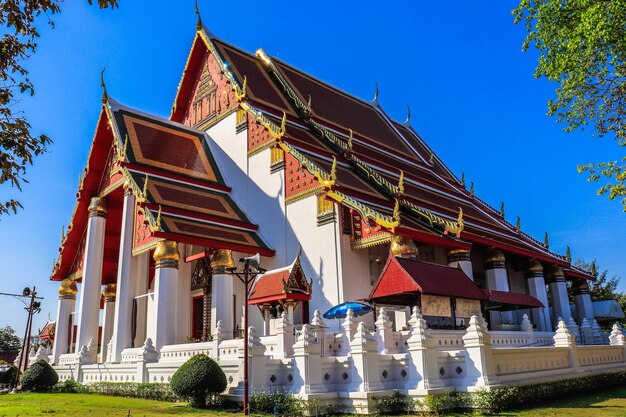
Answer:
[224,254,265,416]
[5,286,43,389]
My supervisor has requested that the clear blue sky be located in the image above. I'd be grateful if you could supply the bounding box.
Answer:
[1,1,624,336]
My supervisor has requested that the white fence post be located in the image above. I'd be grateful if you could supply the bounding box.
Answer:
[406,306,441,391]
[554,320,579,369]
[275,311,294,358]
[292,324,325,394]
[375,306,394,354]
[348,322,383,392]
[462,314,497,388]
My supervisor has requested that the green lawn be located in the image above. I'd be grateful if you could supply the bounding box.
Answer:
[1,388,626,416]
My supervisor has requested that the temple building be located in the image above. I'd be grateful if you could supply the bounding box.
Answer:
[41,15,626,412]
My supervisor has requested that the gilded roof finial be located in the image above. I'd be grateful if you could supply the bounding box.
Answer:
[61,225,65,243]
[429,152,434,165]
[305,94,312,114]
[457,207,464,233]
[405,103,411,125]
[500,201,505,217]
[469,181,474,197]
[397,170,404,196]
[280,111,287,136]
[329,156,337,183]
[544,232,549,249]
[393,198,401,224]
[461,172,466,187]
[234,75,247,101]
[195,0,203,31]
[100,67,108,104]
[566,245,572,263]
[516,216,521,233]
[155,206,162,230]
[142,174,149,200]
[347,128,353,152]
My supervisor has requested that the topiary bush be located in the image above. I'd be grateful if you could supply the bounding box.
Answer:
[19,359,58,391]
[170,354,226,408]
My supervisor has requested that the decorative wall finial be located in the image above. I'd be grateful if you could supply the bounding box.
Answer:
[195,0,203,31]
[329,156,337,183]
[372,81,379,102]
[566,245,572,263]
[347,128,353,152]
[457,207,464,232]
[500,201,505,217]
[544,232,549,249]
[280,111,286,136]
[516,216,521,233]
[100,67,108,104]
[393,198,401,224]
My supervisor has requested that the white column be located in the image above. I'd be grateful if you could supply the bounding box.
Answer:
[176,243,192,343]
[212,274,233,338]
[147,240,180,352]
[75,196,107,359]
[447,248,473,279]
[52,279,77,364]
[547,266,572,323]
[110,190,136,362]
[525,259,552,332]
[262,306,270,336]
[484,247,512,327]
[133,252,149,348]
[573,280,595,322]
[100,284,116,363]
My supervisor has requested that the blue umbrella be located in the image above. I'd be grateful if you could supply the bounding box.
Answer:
[323,301,373,319]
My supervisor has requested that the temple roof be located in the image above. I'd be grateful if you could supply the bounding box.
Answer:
[51,97,273,281]
[248,252,312,305]
[169,24,593,278]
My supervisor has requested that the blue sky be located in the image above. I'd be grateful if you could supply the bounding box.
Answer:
[1,1,624,335]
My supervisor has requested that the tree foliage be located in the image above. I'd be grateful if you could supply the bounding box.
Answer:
[513,1,626,210]
[0,0,118,217]
[0,326,21,351]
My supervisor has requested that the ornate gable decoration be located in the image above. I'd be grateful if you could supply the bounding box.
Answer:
[281,251,312,295]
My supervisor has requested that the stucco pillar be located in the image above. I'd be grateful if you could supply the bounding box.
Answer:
[447,248,473,279]
[483,247,512,327]
[110,190,136,362]
[75,196,107,360]
[572,279,595,322]
[52,279,77,364]
[524,259,552,332]
[262,306,270,336]
[133,251,149,348]
[211,273,233,339]
[100,283,116,363]
[147,240,180,352]
[176,243,192,343]
[547,266,572,324]
[348,322,384,392]
[462,314,498,388]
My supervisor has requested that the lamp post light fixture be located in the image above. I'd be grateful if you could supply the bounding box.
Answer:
[223,253,266,416]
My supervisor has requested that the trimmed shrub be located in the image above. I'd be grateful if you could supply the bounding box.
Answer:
[20,359,58,391]
[249,387,302,415]
[372,390,411,415]
[170,354,226,408]
[0,360,17,386]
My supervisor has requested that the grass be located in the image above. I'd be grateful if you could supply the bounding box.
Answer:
[1,387,626,416]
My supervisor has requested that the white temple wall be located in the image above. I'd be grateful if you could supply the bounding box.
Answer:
[285,196,344,330]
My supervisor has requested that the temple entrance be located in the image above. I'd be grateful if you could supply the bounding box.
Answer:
[192,296,204,340]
